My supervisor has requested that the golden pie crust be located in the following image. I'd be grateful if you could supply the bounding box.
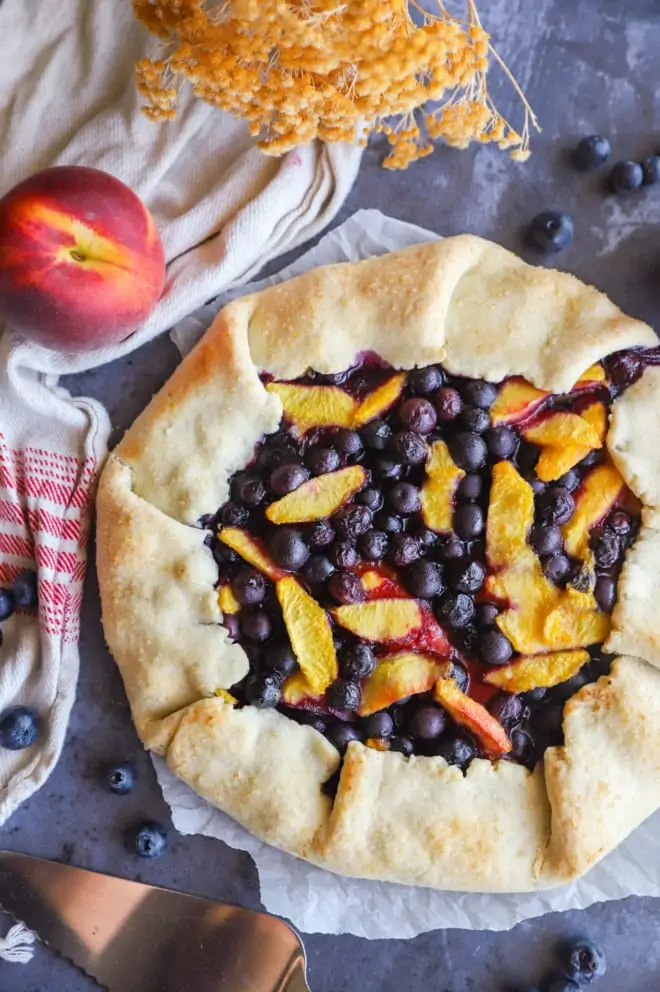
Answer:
[97,235,660,892]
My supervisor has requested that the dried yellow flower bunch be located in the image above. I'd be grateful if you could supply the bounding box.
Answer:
[134,0,537,169]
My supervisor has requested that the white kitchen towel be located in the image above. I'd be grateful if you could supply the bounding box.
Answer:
[0,0,361,827]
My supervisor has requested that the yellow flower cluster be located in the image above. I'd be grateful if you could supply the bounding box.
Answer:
[133,0,537,169]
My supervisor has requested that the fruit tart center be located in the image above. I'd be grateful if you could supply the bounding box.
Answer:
[205,349,656,771]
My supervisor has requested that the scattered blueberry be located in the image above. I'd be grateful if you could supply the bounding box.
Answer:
[434,386,463,423]
[476,602,499,627]
[0,588,14,622]
[374,455,403,481]
[591,529,620,569]
[461,379,497,409]
[328,679,362,712]
[340,643,376,680]
[449,432,487,472]
[104,762,137,795]
[305,446,340,476]
[573,134,611,171]
[374,510,404,535]
[0,706,40,750]
[528,211,574,252]
[133,821,168,859]
[435,735,478,770]
[447,559,486,594]
[543,553,574,587]
[302,554,335,585]
[390,735,414,756]
[233,569,266,605]
[388,533,420,568]
[510,728,536,767]
[269,527,310,571]
[457,474,482,502]
[361,420,392,451]
[564,936,606,985]
[403,560,444,599]
[239,608,272,643]
[479,629,514,666]
[361,711,394,739]
[388,481,421,515]
[410,705,446,740]
[398,397,438,434]
[262,644,298,677]
[536,486,575,526]
[234,473,266,506]
[243,672,282,707]
[221,501,249,527]
[438,535,465,561]
[12,570,38,609]
[458,405,490,434]
[329,540,360,572]
[486,425,518,460]
[390,431,428,466]
[328,571,365,604]
[608,160,644,193]
[594,575,616,613]
[358,529,389,562]
[488,692,523,726]
[642,155,660,185]
[357,487,384,511]
[333,504,373,540]
[409,366,443,395]
[435,592,475,629]
[326,722,361,753]
[530,524,563,557]
[308,519,335,548]
[557,469,580,493]
[333,428,363,456]
[454,504,484,540]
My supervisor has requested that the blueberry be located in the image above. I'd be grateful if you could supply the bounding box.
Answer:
[447,558,486,594]
[409,365,443,395]
[302,554,335,585]
[457,405,490,434]
[591,529,620,569]
[487,692,522,726]
[448,432,488,472]
[578,448,602,469]
[522,686,548,705]
[517,440,539,471]
[388,481,421,515]
[390,431,428,466]
[608,509,632,538]
[462,379,498,409]
[328,572,365,605]
[388,534,420,568]
[557,469,580,493]
[262,644,298,677]
[545,979,580,992]
[609,160,644,192]
[451,661,470,693]
[244,672,282,707]
[305,446,340,476]
[357,487,384,512]
[535,700,564,745]
[308,519,335,548]
[435,592,475,629]
[0,588,14,621]
[564,936,606,985]
[233,569,266,605]
[340,643,376,680]
[574,134,611,171]
[530,524,563,556]
[457,474,482,502]
[528,211,574,252]
[543,553,574,586]
[234,473,266,507]
[403,560,444,599]
[361,420,392,451]
[358,529,389,562]
[434,386,463,423]
[221,501,249,527]
[103,762,137,795]
[594,575,616,613]
[333,428,363,456]
[270,461,309,496]
[476,602,499,627]
[240,608,273,643]
[223,614,240,640]
[399,397,437,434]
[510,728,536,767]
[0,706,40,750]
[374,511,403,535]
[642,155,660,186]
[333,504,372,540]
[270,527,310,571]
[327,723,362,753]
[454,504,484,540]
[438,535,465,561]
[330,541,360,572]
[374,455,403,481]
[410,705,445,740]
[328,679,361,712]
[390,735,414,756]
[435,735,477,770]
[133,821,168,859]
[486,425,518,460]
[529,476,547,497]
[536,486,575,526]
[361,711,394,739]
[12,570,39,609]
[479,629,513,666]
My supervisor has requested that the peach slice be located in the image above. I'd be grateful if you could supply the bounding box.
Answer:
[581,400,607,442]
[359,652,446,716]
[214,688,237,705]
[281,671,321,707]
[352,373,407,427]
[433,678,511,757]
[536,444,591,483]
[333,598,422,642]
[575,363,606,386]
[276,576,338,694]
[361,570,387,593]
[484,648,589,692]
[490,378,549,426]
[266,382,357,434]
[420,439,465,532]
[266,465,366,525]
[218,584,240,615]
[219,527,286,581]
[543,601,610,650]
[486,462,534,568]
[364,738,389,751]
[522,410,602,451]
[562,462,625,557]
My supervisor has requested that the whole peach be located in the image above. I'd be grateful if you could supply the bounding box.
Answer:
[0,166,165,351]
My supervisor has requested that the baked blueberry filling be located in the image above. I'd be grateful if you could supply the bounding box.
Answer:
[205,349,657,770]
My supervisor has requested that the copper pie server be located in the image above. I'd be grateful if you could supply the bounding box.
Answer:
[0,850,310,991]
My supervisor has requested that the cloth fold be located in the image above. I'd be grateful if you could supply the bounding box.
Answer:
[0,0,361,825]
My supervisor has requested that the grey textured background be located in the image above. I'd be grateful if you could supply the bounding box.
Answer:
[3,0,660,988]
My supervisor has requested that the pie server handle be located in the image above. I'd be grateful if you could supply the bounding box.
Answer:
[0,849,311,991]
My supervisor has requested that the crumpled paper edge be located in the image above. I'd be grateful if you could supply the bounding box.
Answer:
[158,208,660,938]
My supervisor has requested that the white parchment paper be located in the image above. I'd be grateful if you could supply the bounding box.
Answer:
[158,209,660,938]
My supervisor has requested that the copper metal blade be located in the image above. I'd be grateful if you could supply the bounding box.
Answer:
[0,850,310,992]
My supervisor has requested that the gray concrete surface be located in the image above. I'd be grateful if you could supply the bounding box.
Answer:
[3,0,660,988]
